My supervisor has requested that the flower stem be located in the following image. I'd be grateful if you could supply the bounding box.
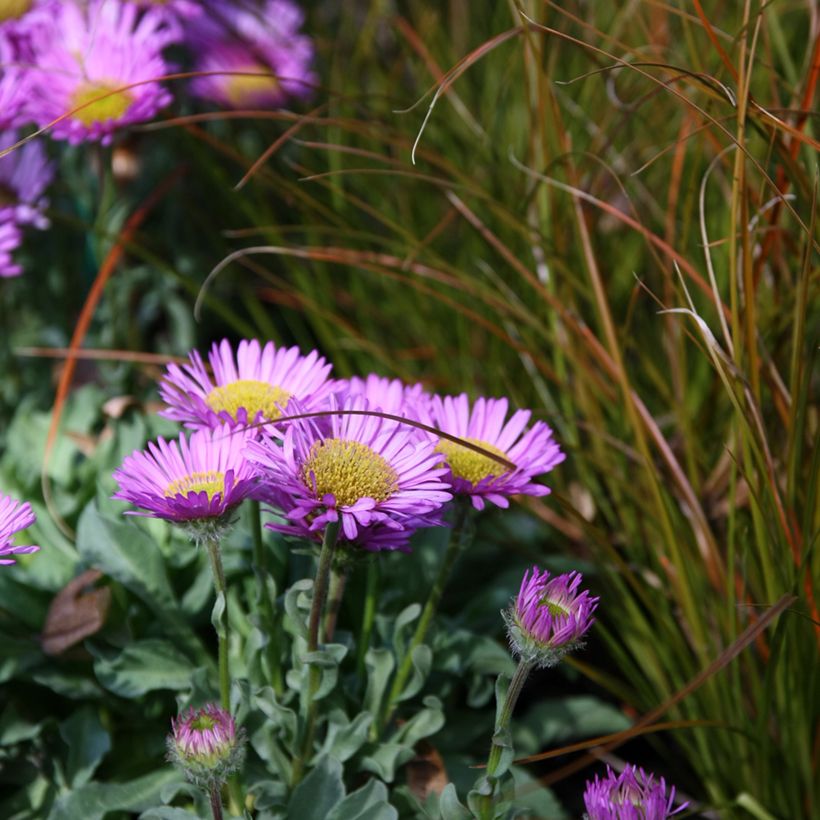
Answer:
[378,503,471,734]
[205,537,230,712]
[323,562,349,643]
[355,559,379,682]
[480,658,533,819]
[209,786,224,820]
[250,500,283,695]
[290,520,340,786]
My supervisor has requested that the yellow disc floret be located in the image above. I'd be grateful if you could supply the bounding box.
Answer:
[436,437,510,485]
[70,83,134,126]
[0,0,32,22]
[541,598,569,618]
[206,380,291,422]
[165,471,226,500]
[302,439,398,507]
[223,62,280,106]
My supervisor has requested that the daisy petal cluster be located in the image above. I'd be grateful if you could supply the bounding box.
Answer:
[168,703,246,788]
[246,395,452,552]
[26,0,174,144]
[0,493,39,565]
[423,393,565,510]
[336,374,433,423]
[112,427,259,538]
[159,338,332,430]
[187,0,316,108]
[504,567,598,667]
[583,764,689,820]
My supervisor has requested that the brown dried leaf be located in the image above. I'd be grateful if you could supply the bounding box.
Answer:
[41,569,111,656]
[406,739,449,801]
[102,395,138,419]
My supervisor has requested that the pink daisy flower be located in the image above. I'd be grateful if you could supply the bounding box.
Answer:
[245,395,452,551]
[159,338,332,430]
[0,493,39,565]
[423,393,565,510]
[335,374,433,425]
[112,427,259,528]
[583,764,688,820]
[26,0,174,144]
[187,0,316,108]
[0,33,32,128]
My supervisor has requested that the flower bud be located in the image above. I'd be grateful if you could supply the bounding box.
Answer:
[167,703,245,788]
[503,567,598,667]
[583,764,689,819]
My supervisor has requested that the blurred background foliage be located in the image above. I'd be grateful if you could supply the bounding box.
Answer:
[1,1,818,818]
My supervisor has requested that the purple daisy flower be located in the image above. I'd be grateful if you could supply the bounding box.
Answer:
[187,0,316,108]
[504,567,598,667]
[0,0,58,47]
[112,427,259,530]
[245,395,452,551]
[26,0,173,144]
[0,131,53,230]
[423,393,565,511]
[168,703,246,788]
[0,220,23,277]
[159,338,332,430]
[0,34,32,129]
[583,764,689,820]
[0,493,39,565]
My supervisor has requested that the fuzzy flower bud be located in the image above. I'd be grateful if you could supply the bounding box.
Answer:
[583,764,689,819]
[167,703,245,788]
[503,567,598,667]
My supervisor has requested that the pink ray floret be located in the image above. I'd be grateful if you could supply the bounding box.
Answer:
[583,764,689,820]
[0,493,39,565]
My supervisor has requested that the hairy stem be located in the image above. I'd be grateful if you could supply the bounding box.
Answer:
[209,785,223,820]
[323,562,350,643]
[205,536,230,712]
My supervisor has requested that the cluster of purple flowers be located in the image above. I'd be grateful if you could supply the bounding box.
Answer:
[113,338,567,552]
[0,0,314,276]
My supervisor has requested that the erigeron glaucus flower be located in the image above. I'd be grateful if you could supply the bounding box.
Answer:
[0,35,31,128]
[0,219,22,277]
[423,393,565,510]
[0,493,39,565]
[159,338,332,430]
[583,764,688,820]
[26,0,173,144]
[187,0,316,108]
[168,703,246,788]
[0,131,53,230]
[0,0,57,44]
[245,396,452,551]
[112,427,258,536]
[504,567,598,667]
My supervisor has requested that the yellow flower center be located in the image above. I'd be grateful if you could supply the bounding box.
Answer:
[0,0,32,22]
[70,83,134,126]
[191,714,217,732]
[436,437,510,485]
[302,439,398,508]
[165,471,226,500]
[540,598,569,618]
[223,61,280,106]
[206,379,291,422]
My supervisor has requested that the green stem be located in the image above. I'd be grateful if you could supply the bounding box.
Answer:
[205,537,230,712]
[250,501,284,695]
[323,562,349,643]
[480,658,533,819]
[290,521,340,786]
[355,559,379,682]
[209,786,224,820]
[378,504,472,734]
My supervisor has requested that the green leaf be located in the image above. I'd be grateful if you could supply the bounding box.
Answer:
[287,755,345,820]
[58,706,111,787]
[327,779,397,820]
[322,710,373,762]
[94,640,194,697]
[76,502,176,611]
[139,809,200,820]
[283,579,313,641]
[0,634,40,684]
[48,768,183,820]
[391,697,445,747]
[396,645,432,703]
[363,648,395,717]
[392,604,421,657]
[360,744,415,783]
[439,783,471,820]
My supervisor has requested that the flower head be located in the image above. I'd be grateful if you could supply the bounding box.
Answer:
[159,338,332,430]
[424,394,565,510]
[583,764,688,820]
[336,374,433,424]
[26,1,173,144]
[504,567,598,667]
[246,395,452,551]
[168,703,245,788]
[187,0,316,108]
[0,493,38,565]
[0,33,32,129]
[112,427,258,538]
[0,131,53,230]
